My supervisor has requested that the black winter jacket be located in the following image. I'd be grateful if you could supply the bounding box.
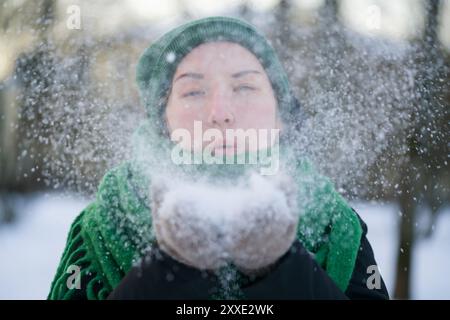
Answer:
[107,213,389,300]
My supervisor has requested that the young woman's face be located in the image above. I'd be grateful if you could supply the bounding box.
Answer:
[165,41,280,156]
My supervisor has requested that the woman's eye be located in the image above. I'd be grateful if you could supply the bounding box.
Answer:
[182,90,205,98]
[234,85,256,92]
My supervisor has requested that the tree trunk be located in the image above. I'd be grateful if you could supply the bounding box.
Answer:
[393,0,442,299]
[394,160,416,299]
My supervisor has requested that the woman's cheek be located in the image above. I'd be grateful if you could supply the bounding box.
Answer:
[174,103,205,124]
[244,101,278,128]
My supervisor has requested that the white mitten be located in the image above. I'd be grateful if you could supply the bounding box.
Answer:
[150,173,299,274]
[150,179,229,270]
[228,173,299,274]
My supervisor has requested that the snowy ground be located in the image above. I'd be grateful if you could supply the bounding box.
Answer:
[0,192,449,299]
[351,201,450,299]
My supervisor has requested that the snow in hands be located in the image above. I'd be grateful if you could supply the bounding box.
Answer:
[150,171,300,273]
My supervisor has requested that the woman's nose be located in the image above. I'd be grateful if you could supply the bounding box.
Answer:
[207,90,235,127]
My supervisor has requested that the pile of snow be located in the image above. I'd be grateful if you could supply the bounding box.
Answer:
[152,173,298,270]
[156,173,295,227]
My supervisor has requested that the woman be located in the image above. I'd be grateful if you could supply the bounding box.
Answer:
[48,16,389,300]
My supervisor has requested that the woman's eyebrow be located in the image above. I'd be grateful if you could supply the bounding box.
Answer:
[231,70,261,78]
[174,72,204,82]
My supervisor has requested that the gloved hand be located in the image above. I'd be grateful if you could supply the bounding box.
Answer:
[150,179,229,271]
[228,173,300,275]
[150,173,300,274]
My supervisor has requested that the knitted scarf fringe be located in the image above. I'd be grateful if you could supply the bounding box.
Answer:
[48,210,112,300]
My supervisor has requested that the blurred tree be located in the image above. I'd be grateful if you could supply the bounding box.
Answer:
[14,0,56,190]
[394,0,450,299]
[0,0,57,224]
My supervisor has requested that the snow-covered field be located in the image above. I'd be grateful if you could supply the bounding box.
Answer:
[351,201,450,299]
[0,193,449,299]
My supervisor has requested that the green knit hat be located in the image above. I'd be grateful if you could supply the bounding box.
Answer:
[136,16,296,135]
